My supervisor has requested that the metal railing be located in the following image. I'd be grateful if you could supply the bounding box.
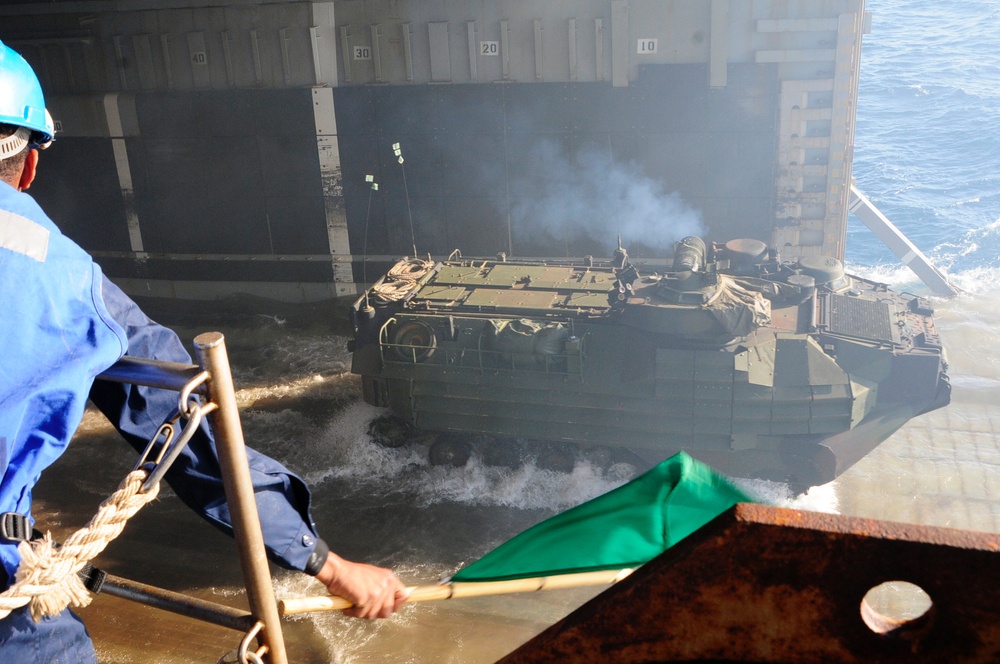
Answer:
[378,317,585,379]
[95,332,287,664]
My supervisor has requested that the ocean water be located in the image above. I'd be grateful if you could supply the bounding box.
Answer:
[849,0,1000,275]
[34,0,1000,661]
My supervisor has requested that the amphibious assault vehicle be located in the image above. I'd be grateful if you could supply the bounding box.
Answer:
[348,237,950,488]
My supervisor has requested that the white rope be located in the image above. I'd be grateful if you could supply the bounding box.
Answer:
[0,470,159,622]
[387,257,433,281]
[370,258,434,303]
[371,279,416,303]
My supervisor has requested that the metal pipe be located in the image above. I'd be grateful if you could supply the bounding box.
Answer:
[97,356,205,393]
[849,184,958,297]
[101,573,254,633]
[194,332,288,664]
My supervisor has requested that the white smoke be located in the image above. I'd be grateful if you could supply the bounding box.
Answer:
[510,140,704,255]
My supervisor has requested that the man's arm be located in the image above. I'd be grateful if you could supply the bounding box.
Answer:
[89,275,407,616]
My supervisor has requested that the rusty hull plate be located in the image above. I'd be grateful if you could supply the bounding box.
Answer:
[499,503,1000,663]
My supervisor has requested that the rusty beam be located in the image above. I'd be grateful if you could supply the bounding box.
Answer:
[499,503,1000,663]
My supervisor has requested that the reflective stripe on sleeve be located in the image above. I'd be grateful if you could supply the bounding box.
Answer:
[0,209,49,262]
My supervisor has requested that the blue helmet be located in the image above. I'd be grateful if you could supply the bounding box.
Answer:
[0,39,55,158]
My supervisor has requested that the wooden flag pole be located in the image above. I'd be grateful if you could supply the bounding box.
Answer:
[279,568,635,616]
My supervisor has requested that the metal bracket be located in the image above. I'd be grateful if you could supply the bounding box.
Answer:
[238,620,269,664]
[134,371,218,493]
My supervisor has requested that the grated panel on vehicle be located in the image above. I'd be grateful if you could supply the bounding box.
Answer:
[825,294,897,344]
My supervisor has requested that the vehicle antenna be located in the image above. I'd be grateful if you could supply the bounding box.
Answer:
[393,142,418,257]
[363,174,378,283]
[609,133,622,244]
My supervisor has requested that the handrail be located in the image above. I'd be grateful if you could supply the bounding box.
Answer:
[94,332,287,664]
[97,355,206,393]
[379,320,586,381]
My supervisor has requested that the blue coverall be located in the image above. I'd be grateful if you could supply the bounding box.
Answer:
[0,180,328,661]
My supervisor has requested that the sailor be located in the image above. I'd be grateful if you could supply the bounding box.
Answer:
[0,39,407,660]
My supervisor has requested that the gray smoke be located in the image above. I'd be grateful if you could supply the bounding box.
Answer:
[510,140,704,256]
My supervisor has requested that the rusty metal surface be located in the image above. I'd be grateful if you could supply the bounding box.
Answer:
[499,503,1000,663]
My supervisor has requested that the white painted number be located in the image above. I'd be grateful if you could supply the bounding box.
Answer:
[191,51,207,65]
[637,39,657,54]
[353,46,372,60]
[480,41,500,56]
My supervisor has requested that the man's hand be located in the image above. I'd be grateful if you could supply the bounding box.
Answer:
[315,552,410,619]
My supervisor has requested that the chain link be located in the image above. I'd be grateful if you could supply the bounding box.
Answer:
[238,621,268,664]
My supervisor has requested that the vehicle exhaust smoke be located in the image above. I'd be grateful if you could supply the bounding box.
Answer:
[509,139,704,256]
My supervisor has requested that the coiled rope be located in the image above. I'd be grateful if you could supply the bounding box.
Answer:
[370,257,434,303]
[0,470,159,622]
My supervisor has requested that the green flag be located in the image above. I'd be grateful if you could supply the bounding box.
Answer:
[451,451,756,582]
